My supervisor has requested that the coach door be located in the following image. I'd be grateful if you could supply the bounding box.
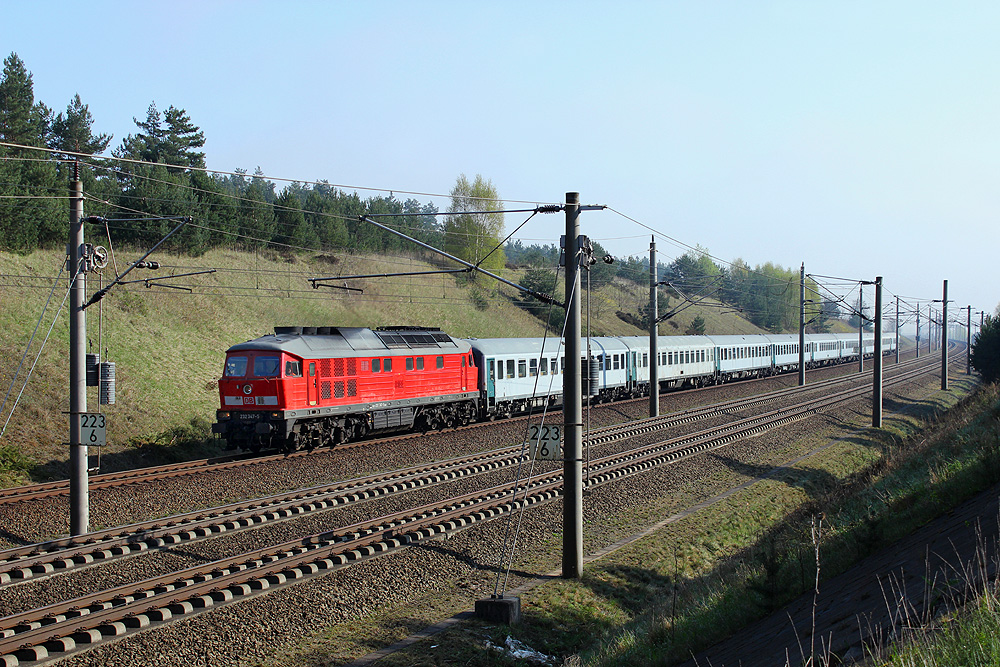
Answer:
[307,362,318,406]
[486,359,496,405]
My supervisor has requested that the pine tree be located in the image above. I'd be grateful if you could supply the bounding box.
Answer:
[274,188,318,249]
[0,53,50,148]
[50,94,112,157]
[971,314,1000,383]
[162,105,205,170]
[0,52,61,251]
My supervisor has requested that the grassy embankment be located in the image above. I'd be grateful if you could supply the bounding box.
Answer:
[365,371,997,667]
[0,247,762,487]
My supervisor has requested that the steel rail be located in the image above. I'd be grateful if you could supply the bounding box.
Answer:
[1,349,938,506]
[0,356,942,663]
[0,352,944,586]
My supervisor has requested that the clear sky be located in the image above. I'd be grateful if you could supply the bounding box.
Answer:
[5,1,998,332]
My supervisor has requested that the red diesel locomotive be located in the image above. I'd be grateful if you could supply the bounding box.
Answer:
[212,326,479,452]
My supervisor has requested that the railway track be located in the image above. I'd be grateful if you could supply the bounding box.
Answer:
[0,353,937,587]
[0,353,946,665]
[0,351,933,507]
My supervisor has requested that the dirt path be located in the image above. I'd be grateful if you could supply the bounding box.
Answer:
[684,480,1000,666]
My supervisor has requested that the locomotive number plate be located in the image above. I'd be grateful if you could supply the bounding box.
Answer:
[527,424,561,461]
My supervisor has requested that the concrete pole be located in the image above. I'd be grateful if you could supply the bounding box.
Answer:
[649,238,659,417]
[858,285,864,373]
[873,277,883,428]
[965,306,972,375]
[562,192,583,579]
[798,263,805,386]
[941,280,948,391]
[895,296,900,364]
[69,177,89,535]
[931,305,936,353]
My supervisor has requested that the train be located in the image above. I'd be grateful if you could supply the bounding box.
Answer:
[211,325,896,452]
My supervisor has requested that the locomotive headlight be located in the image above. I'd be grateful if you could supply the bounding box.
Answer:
[218,411,230,419]
[270,412,280,418]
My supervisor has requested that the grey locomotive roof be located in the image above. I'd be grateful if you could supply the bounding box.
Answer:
[228,327,469,357]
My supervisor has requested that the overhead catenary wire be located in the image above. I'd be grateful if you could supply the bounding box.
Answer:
[1,143,959,319]
[5,141,813,308]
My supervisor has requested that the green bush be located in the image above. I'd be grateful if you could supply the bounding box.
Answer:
[0,444,34,487]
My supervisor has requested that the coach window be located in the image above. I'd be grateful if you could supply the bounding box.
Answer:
[285,360,302,377]
[436,356,444,369]
[406,358,414,371]
[372,358,381,373]
[225,356,248,377]
[529,359,537,376]
[551,359,558,374]
[539,359,547,375]
[518,360,527,377]
[612,355,619,370]
[417,357,424,370]
[506,359,514,378]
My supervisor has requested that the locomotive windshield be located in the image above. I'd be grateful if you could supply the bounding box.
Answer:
[224,355,248,377]
[253,356,281,377]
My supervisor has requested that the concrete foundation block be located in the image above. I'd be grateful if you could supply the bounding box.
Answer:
[475,596,521,625]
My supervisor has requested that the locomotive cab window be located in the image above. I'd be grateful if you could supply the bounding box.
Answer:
[285,360,302,377]
[253,356,281,377]
[225,356,248,377]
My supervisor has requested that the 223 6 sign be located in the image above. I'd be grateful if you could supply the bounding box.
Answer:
[78,412,107,447]
[527,423,561,461]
